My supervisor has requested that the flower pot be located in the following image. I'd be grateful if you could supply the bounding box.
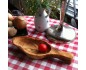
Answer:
[34,8,50,32]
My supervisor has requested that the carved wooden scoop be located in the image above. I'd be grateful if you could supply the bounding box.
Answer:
[12,36,73,64]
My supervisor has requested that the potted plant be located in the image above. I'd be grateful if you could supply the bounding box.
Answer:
[34,0,52,32]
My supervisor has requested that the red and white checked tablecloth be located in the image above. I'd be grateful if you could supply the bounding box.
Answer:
[8,16,78,70]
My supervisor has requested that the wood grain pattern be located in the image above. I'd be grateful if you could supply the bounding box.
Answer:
[12,36,73,64]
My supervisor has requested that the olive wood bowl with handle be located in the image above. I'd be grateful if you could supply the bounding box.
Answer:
[12,36,73,64]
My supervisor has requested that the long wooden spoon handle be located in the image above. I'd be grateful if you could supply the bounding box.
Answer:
[59,0,66,25]
[49,48,73,64]
[56,0,67,31]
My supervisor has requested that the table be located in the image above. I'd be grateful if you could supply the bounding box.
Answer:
[8,16,78,70]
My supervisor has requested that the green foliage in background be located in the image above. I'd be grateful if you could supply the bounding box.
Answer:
[22,0,61,19]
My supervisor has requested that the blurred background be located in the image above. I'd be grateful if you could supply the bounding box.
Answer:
[8,0,78,28]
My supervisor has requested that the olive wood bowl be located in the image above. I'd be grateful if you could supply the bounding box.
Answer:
[12,36,73,64]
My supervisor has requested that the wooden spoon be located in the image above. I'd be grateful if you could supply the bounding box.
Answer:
[12,36,73,64]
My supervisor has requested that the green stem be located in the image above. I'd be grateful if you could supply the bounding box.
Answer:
[37,0,42,8]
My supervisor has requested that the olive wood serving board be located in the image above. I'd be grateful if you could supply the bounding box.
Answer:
[12,36,73,64]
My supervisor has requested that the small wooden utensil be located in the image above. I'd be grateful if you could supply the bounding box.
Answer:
[12,36,73,64]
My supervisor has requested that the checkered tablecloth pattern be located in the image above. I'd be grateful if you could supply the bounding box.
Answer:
[8,16,78,70]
